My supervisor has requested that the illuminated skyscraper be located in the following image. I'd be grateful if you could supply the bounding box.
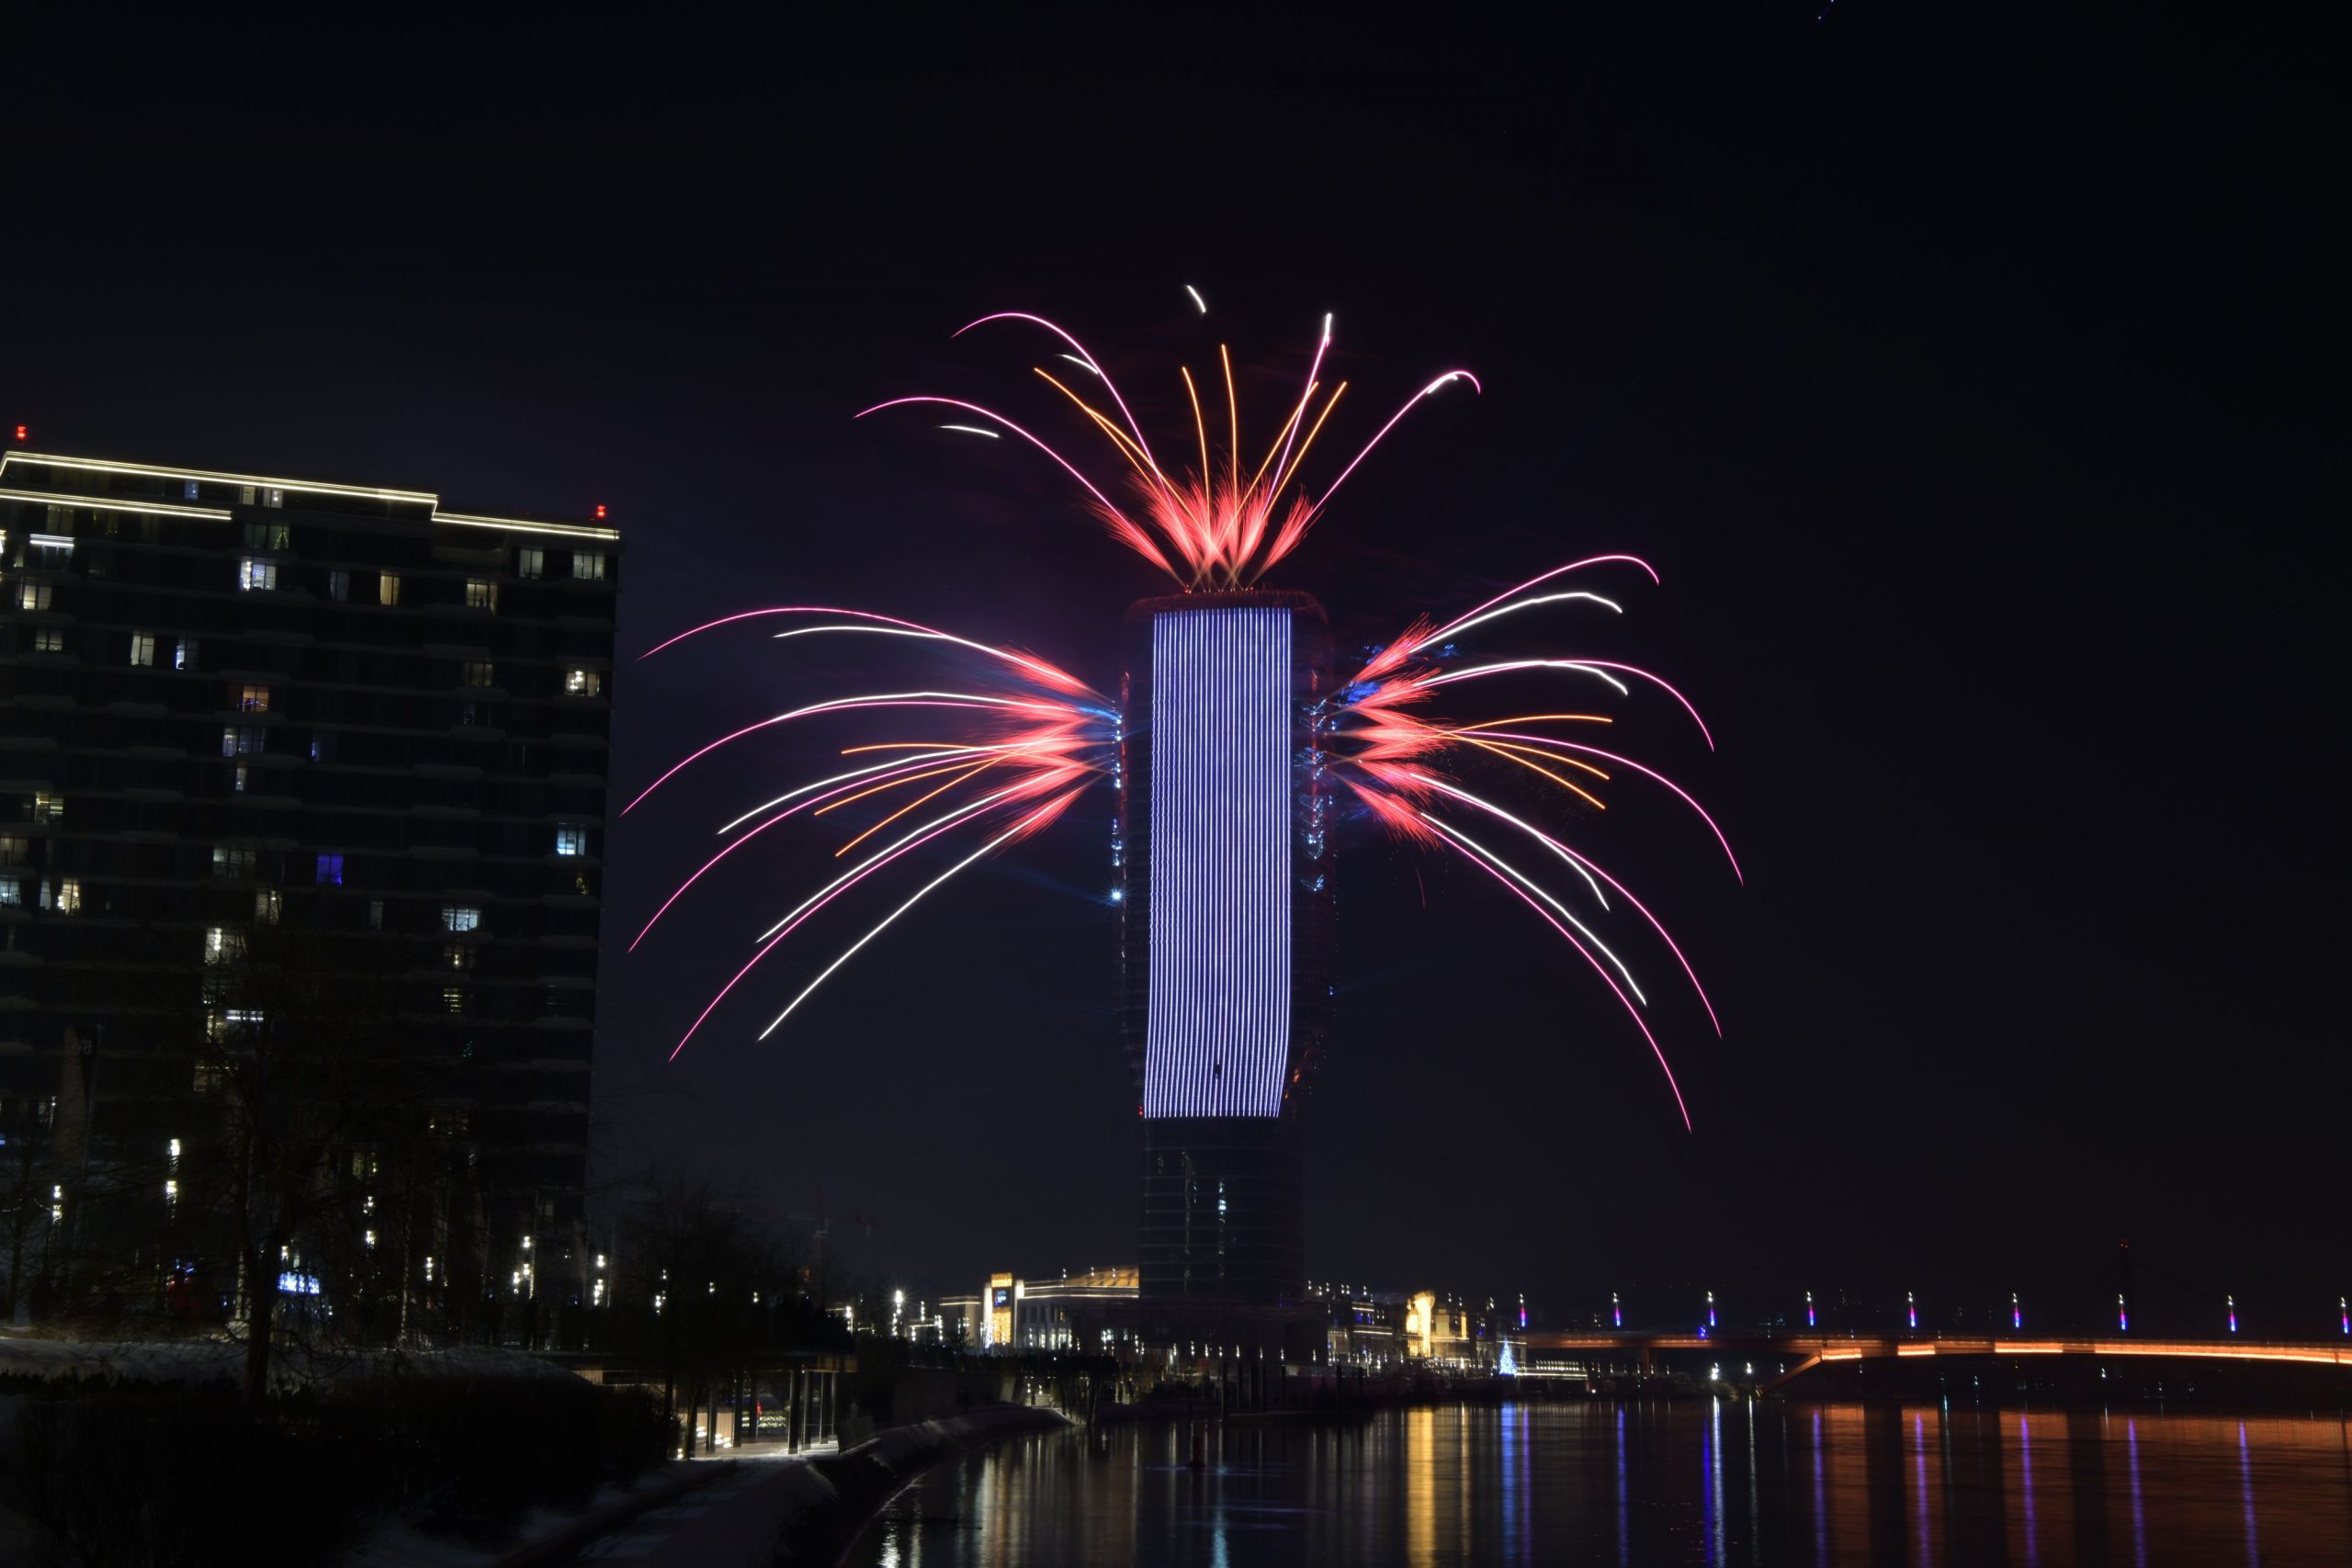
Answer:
[1118,591,1331,1306]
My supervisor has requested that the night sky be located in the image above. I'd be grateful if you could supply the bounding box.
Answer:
[6,11,2339,1331]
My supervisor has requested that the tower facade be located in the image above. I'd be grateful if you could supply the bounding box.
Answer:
[1118,591,1330,1306]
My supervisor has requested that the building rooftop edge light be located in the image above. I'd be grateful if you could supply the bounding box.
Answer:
[1,450,618,539]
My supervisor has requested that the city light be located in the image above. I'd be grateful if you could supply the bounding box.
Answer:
[1805,1290,1815,1328]
[1907,1291,1917,1332]
[1706,1290,1715,1330]
[2012,1291,2022,1330]
[2118,1292,2130,1333]
[1612,1292,1622,1328]
[2228,1294,2238,1335]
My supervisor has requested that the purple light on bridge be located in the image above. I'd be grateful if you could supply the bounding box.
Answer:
[2118,1292,2129,1333]
[1612,1292,1622,1328]
[2227,1294,2237,1335]
[2012,1291,2022,1330]
[1804,1290,1815,1328]
[2341,1295,2347,1336]
[1141,607,1295,1119]
[1705,1290,1715,1330]
[1907,1290,1917,1332]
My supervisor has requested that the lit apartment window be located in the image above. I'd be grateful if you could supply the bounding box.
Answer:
[315,853,344,886]
[175,638,198,671]
[204,926,241,964]
[233,764,249,793]
[0,837,24,865]
[237,557,277,592]
[183,480,200,501]
[237,485,256,505]
[516,547,544,578]
[51,879,79,915]
[309,732,334,763]
[442,905,481,933]
[239,684,270,713]
[254,888,282,924]
[222,727,265,757]
[210,846,256,879]
[243,522,289,549]
[30,794,60,825]
[130,632,155,666]
[33,629,64,653]
[0,876,18,908]
[555,825,588,857]
[328,570,349,602]
[443,987,467,1015]
[264,487,285,509]
[563,668,602,696]
[444,942,474,970]
[465,579,498,611]
[29,533,74,563]
[379,573,401,606]
[571,551,606,581]
[462,660,494,688]
[368,899,385,931]
[16,582,49,612]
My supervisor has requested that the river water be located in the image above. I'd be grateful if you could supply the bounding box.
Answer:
[843,1400,2352,1566]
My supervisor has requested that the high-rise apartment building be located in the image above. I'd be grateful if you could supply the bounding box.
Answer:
[0,447,616,1332]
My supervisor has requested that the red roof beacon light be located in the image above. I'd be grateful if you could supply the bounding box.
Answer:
[12,424,24,443]
[594,503,607,520]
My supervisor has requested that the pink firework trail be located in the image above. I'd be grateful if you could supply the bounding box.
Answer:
[635,308,1734,1127]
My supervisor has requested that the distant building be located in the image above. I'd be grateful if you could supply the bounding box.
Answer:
[0,447,617,1334]
[940,1265,1141,1352]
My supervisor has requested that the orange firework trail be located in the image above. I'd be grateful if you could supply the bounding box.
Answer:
[635,310,1734,1130]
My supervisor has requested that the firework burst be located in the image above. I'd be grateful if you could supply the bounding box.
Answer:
[632,310,1733,1127]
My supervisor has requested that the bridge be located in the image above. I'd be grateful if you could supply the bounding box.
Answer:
[1518,1331,2352,1391]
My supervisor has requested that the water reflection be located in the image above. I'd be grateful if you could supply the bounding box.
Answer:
[844,1401,2352,1567]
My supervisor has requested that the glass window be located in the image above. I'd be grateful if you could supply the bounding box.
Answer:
[254,889,282,925]
[443,987,466,1015]
[571,551,606,581]
[0,876,17,908]
[563,668,602,696]
[442,904,481,933]
[30,794,60,825]
[0,836,24,865]
[242,522,288,549]
[315,853,344,886]
[466,579,497,611]
[516,547,544,578]
[237,557,277,592]
[462,660,494,688]
[222,727,265,757]
[239,684,270,713]
[379,573,401,606]
[309,732,334,763]
[264,487,285,509]
[32,629,64,653]
[52,879,79,915]
[368,899,385,931]
[204,925,239,963]
[130,632,155,666]
[233,763,249,793]
[16,582,50,612]
[175,638,198,671]
[328,570,349,602]
[210,845,256,880]
[555,826,588,856]
[237,485,256,505]
[183,479,200,501]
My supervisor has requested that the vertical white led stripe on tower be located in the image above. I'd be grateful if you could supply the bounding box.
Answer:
[1143,607,1294,1117]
